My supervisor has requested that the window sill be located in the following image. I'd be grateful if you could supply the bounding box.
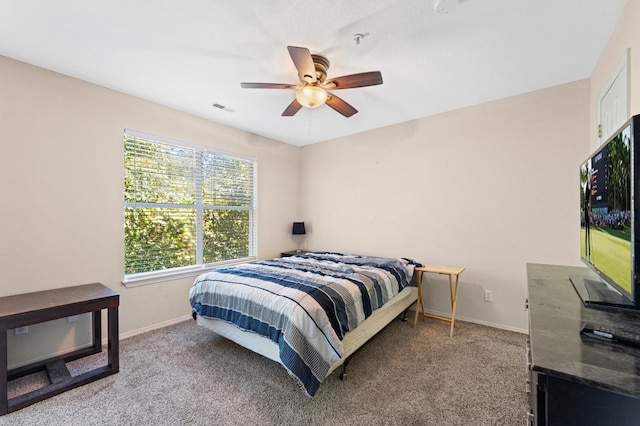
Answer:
[122,257,256,288]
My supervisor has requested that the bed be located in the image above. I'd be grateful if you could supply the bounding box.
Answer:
[189,251,420,396]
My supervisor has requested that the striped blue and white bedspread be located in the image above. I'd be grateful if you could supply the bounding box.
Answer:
[189,251,418,396]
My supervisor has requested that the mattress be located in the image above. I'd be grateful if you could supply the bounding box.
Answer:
[189,251,420,395]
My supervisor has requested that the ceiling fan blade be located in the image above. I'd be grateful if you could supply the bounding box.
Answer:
[282,99,303,116]
[324,71,383,90]
[240,82,297,89]
[287,46,317,84]
[325,93,358,117]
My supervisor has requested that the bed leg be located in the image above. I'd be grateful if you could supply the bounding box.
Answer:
[339,357,352,380]
[401,308,410,322]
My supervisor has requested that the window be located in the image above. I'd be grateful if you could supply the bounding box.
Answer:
[124,130,257,284]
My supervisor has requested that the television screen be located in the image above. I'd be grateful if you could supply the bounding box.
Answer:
[580,123,632,296]
[575,114,640,310]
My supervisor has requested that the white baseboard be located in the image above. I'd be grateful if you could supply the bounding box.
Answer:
[104,310,528,347]
[410,307,528,335]
[102,314,192,345]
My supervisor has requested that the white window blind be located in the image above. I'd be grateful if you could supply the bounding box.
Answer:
[124,130,257,279]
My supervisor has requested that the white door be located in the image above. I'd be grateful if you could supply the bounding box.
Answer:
[597,49,630,144]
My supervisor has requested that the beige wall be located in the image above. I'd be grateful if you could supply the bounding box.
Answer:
[0,55,299,366]
[300,80,590,331]
[590,0,640,150]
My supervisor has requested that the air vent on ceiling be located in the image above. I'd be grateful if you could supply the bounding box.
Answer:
[210,102,235,113]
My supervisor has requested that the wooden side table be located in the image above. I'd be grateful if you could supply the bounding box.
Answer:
[413,263,465,337]
[0,283,119,415]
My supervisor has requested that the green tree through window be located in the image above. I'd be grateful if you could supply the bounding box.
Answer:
[124,131,257,276]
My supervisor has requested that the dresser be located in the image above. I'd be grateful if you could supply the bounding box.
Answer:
[527,263,640,425]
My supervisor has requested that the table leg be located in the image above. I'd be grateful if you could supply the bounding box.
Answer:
[413,271,424,328]
[449,274,460,338]
[108,306,119,373]
[448,275,454,309]
[92,310,102,353]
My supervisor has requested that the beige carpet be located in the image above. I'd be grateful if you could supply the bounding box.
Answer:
[4,316,528,425]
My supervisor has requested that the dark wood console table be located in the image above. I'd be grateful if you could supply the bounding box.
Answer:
[527,264,640,425]
[0,283,119,415]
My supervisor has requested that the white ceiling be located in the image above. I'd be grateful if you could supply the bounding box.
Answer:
[0,0,628,146]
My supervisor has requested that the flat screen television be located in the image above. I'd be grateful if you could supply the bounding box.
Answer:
[572,114,640,311]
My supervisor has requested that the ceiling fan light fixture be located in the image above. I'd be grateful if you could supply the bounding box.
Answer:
[240,46,381,117]
[296,85,328,108]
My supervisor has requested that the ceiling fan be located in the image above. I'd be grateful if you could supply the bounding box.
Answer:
[240,46,383,117]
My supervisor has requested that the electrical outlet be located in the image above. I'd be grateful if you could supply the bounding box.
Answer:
[484,290,493,302]
[68,315,80,323]
[14,326,29,336]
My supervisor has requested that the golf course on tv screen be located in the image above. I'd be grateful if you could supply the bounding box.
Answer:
[580,123,632,295]
[581,225,632,293]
